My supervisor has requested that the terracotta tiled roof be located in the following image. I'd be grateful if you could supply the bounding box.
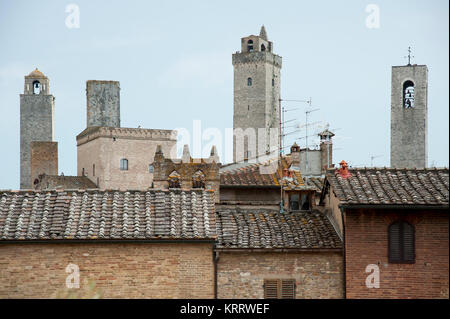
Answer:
[325,167,449,206]
[0,189,215,241]
[215,208,342,249]
[303,177,324,193]
[220,159,316,191]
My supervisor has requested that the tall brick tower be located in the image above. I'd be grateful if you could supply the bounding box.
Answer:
[232,26,282,162]
[390,62,428,168]
[20,68,55,189]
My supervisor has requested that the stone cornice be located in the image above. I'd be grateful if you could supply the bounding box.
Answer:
[76,126,177,146]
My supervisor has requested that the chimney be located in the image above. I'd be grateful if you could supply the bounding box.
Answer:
[290,142,301,170]
[318,128,335,174]
[337,160,352,178]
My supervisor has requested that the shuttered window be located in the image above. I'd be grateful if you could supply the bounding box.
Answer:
[264,279,296,299]
[389,221,415,263]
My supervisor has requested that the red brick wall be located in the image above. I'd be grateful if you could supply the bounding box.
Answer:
[217,251,344,299]
[345,209,449,299]
[0,242,214,298]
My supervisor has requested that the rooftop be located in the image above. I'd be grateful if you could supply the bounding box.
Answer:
[215,208,342,249]
[0,189,216,241]
[324,167,449,206]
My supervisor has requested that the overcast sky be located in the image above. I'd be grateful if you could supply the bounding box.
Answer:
[0,0,448,189]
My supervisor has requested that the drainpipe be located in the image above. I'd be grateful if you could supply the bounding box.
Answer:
[340,206,347,299]
[213,245,219,299]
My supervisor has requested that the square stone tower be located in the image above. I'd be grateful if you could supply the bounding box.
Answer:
[86,80,120,128]
[390,64,428,168]
[232,26,281,162]
[20,68,55,189]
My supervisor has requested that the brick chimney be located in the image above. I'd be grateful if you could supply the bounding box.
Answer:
[290,142,301,169]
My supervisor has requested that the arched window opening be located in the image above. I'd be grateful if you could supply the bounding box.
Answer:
[33,80,41,94]
[261,44,266,51]
[403,80,415,109]
[149,164,154,173]
[247,40,254,52]
[389,221,415,263]
[120,158,128,171]
[247,77,252,86]
[192,170,206,188]
[168,171,181,188]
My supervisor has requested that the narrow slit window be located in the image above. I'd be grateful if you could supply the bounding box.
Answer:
[247,77,252,86]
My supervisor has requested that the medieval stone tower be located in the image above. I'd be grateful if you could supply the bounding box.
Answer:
[232,26,282,162]
[20,68,55,189]
[86,80,120,127]
[390,63,428,168]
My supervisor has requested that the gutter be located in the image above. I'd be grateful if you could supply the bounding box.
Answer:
[213,246,219,299]
[0,238,217,245]
[214,248,342,253]
[338,204,449,210]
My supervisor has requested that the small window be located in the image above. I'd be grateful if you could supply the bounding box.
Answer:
[247,77,252,86]
[120,158,128,171]
[272,78,275,87]
[247,39,254,52]
[261,44,266,51]
[149,164,154,173]
[93,164,95,176]
[33,80,41,94]
[290,194,299,211]
[389,221,415,263]
[264,279,296,299]
[82,168,85,176]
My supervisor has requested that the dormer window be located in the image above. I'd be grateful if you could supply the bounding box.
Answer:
[192,170,206,188]
[247,40,254,52]
[33,81,41,94]
[403,80,415,108]
[168,171,181,188]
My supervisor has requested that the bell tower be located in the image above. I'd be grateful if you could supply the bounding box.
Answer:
[390,53,428,168]
[20,68,55,189]
[232,26,282,162]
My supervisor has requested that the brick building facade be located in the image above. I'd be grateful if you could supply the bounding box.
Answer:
[321,165,449,298]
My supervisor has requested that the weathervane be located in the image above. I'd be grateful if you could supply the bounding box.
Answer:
[404,46,414,65]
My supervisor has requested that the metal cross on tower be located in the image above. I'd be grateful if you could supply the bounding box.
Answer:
[404,46,414,65]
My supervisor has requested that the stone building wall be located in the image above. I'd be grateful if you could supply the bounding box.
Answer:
[217,251,344,299]
[344,209,449,298]
[20,94,54,189]
[390,65,428,168]
[86,80,120,128]
[233,48,281,162]
[77,127,177,191]
[0,242,214,298]
[30,141,58,186]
